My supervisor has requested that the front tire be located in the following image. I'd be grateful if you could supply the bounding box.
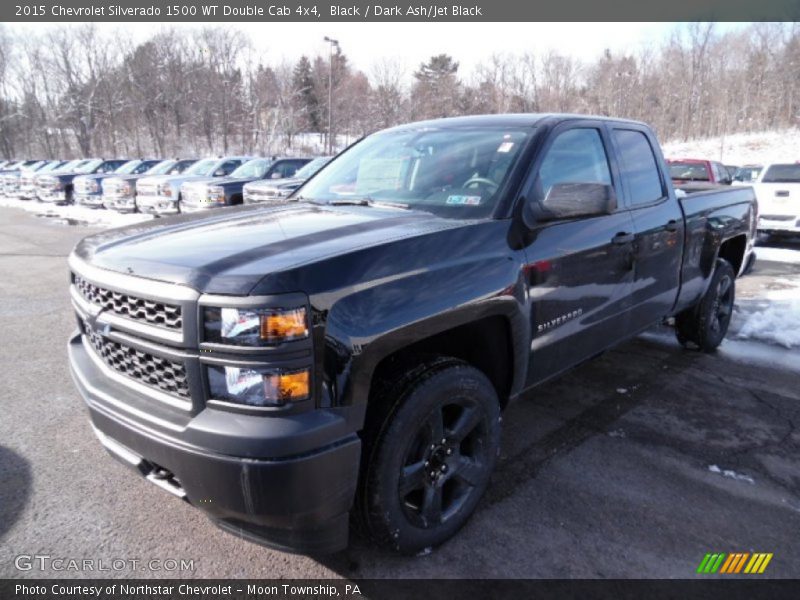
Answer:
[675,258,736,352]
[358,358,501,554]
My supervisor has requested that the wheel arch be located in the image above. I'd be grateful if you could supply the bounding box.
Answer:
[716,233,747,276]
[365,314,517,413]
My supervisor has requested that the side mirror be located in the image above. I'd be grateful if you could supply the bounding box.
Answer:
[213,168,226,177]
[525,182,617,225]
[271,172,282,179]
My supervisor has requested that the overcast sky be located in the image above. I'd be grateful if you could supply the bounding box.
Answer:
[13,22,750,78]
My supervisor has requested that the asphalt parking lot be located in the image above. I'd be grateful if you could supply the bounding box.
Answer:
[1,208,799,579]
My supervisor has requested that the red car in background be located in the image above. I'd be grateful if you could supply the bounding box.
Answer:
[667,158,733,186]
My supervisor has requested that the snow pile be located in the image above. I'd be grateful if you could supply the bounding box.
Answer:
[662,129,800,165]
[735,282,800,348]
[0,196,152,228]
[736,300,800,348]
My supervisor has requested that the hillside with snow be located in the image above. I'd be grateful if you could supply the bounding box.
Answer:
[661,129,800,165]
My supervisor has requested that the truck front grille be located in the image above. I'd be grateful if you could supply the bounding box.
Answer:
[137,182,157,196]
[84,321,190,399]
[75,180,95,194]
[74,275,182,330]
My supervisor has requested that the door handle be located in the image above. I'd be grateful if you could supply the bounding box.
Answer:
[665,219,679,232]
[612,232,635,245]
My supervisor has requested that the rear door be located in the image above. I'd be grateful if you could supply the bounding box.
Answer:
[608,125,684,332]
[523,121,636,385]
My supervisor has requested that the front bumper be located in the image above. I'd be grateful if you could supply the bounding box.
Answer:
[75,193,104,208]
[758,216,800,234]
[68,332,360,553]
[137,195,179,215]
[103,195,137,212]
[38,189,70,203]
[180,201,223,213]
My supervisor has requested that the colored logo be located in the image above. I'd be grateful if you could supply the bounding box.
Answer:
[697,552,773,574]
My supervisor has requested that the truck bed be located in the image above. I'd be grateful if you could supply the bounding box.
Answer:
[674,184,757,313]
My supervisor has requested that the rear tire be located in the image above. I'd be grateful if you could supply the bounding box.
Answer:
[675,258,735,352]
[357,358,501,554]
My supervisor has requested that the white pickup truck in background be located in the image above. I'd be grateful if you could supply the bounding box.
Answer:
[751,163,800,237]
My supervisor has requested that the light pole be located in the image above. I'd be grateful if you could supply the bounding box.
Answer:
[324,36,340,155]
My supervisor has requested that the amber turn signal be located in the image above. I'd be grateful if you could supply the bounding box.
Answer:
[264,369,310,402]
[260,308,308,342]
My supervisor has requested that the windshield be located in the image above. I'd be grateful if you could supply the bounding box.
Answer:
[762,164,800,183]
[115,160,145,175]
[144,160,176,175]
[38,161,63,173]
[184,158,218,176]
[299,128,529,218]
[53,160,81,172]
[167,159,197,175]
[733,166,762,182]
[231,158,270,179]
[75,159,103,174]
[669,162,709,181]
[295,157,331,179]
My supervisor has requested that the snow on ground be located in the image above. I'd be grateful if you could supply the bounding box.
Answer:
[756,246,800,264]
[662,128,800,165]
[0,196,152,228]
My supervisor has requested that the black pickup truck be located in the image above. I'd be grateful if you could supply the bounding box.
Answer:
[68,114,756,555]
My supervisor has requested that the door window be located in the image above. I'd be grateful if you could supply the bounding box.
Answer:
[539,129,612,198]
[612,129,664,205]
[217,160,242,176]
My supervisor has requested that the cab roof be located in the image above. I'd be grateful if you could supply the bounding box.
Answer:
[384,113,650,132]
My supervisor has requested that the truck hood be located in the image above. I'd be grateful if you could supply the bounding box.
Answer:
[246,177,303,191]
[184,176,260,188]
[105,173,152,184]
[74,173,116,184]
[139,174,214,187]
[51,171,84,181]
[72,203,468,294]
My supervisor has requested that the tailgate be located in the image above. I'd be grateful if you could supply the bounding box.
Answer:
[754,183,800,218]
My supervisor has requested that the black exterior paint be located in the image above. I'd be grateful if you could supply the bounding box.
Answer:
[68,114,756,553]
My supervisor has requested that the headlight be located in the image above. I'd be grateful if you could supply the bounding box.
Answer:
[203,306,308,346]
[121,183,132,195]
[208,366,310,407]
[207,185,225,203]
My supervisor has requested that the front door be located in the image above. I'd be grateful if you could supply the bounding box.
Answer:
[523,124,636,386]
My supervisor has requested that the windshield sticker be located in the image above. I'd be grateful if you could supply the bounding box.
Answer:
[356,158,406,194]
[497,142,515,153]
[446,195,482,206]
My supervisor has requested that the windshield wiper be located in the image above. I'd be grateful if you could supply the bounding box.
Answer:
[328,197,410,210]
[296,196,413,210]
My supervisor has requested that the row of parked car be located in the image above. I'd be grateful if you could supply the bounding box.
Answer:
[0,155,332,214]
[665,158,763,186]
[667,158,800,237]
